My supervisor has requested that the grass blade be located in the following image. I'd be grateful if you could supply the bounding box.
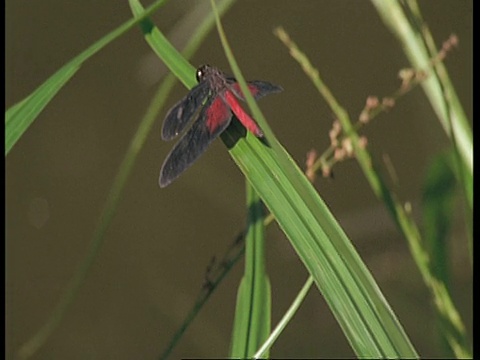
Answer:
[5,0,169,156]
[136,1,418,356]
[421,152,467,357]
[254,276,314,359]
[230,184,271,358]
[370,0,472,179]
[209,1,418,357]
[371,0,473,263]
[5,66,78,155]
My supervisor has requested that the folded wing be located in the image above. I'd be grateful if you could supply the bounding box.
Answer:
[159,96,233,187]
[161,82,210,141]
[229,80,283,101]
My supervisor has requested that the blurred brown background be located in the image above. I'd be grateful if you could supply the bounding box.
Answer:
[6,1,472,359]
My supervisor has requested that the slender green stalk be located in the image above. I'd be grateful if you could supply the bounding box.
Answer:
[370,0,472,176]
[405,0,472,257]
[254,276,314,359]
[274,26,471,359]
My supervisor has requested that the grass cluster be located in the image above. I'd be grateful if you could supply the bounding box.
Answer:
[6,0,471,358]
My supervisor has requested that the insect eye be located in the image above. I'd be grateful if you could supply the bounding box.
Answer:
[196,64,210,83]
[196,68,203,82]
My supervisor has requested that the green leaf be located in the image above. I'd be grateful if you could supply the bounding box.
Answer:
[137,0,418,356]
[223,117,417,359]
[5,0,169,156]
[209,1,418,357]
[6,66,78,155]
[421,152,470,357]
[230,184,271,358]
[422,152,457,282]
[128,0,195,88]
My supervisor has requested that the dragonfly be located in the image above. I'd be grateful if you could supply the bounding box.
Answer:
[159,64,282,188]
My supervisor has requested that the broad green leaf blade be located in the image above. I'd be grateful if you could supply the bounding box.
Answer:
[5,0,169,156]
[230,184,271,358]
[223,121,416,358]
[210,1,418,357]
[128,0,195,88]
[139,0,418,356]
[129,0,236,89]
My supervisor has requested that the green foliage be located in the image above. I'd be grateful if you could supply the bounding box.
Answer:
[5,0,169,156]
[230,184,271,358]
[7,0,471,359]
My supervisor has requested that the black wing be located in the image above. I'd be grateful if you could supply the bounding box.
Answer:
[226,79,283,101]
[161,82,210,141]
[159,96,233,188]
